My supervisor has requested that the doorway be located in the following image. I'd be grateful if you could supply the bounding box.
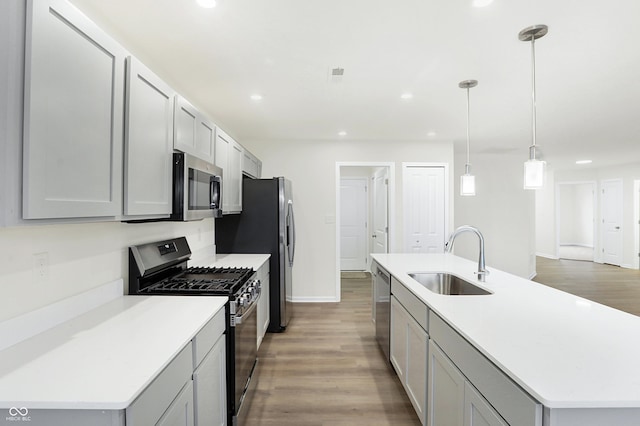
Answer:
[336,162,395,302]
[556,182,596,261]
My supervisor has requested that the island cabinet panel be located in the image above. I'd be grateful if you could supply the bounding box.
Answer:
[544,408,640,426]
[124,56,175,218]
[464,382,508,426]
[390,291,428,425]
[428,340,465,426]
[429,313,542,426]
[23,0,125,219]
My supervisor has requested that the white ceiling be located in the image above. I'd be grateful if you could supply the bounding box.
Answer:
[69,0,640,171]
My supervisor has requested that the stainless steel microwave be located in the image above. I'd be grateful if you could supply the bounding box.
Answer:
[171,152,223,221]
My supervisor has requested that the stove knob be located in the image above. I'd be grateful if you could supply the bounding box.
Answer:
[238,295,248,307]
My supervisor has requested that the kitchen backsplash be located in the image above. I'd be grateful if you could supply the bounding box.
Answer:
[0,219,215,322]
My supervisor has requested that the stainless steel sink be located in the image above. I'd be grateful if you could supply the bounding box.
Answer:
[408,272,492,295]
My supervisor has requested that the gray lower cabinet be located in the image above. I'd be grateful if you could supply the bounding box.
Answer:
[193,334,227,426]
[256,261,270,349]
[428,340,465,426]
[123,56,175,219]
[390,278,429,425]
[23,0,125,219]
[464,382,508,426]
[157,381,195,426]
[428,341,507,426]
[428,313,542,426]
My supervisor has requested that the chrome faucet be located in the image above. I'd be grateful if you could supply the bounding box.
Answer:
[445,225,489,282]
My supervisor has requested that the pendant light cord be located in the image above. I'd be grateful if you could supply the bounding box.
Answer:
[465,87,471,174]
[530,36,537,160]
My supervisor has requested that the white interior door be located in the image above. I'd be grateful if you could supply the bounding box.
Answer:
[372,168,389,255]
[601,179,623,266]
[340,178,368,270]
[403,165,446,253]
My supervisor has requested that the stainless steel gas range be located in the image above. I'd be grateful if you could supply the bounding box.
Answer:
[128,237,260,426]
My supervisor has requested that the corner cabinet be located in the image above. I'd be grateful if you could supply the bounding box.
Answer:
[215,129,243,214]
[124,56,175,219]
[23,0,125,219]
[174,95,216,164]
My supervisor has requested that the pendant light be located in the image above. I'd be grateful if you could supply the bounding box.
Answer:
[519,25,548,190]
[459,79,478,196]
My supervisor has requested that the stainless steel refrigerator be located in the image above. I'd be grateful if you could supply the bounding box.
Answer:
[215,177,295,332]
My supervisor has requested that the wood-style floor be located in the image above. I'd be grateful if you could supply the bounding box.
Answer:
[244,276,421,426]
[533,256,640,316]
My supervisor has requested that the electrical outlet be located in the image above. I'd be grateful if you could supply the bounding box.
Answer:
[33,252,49,281]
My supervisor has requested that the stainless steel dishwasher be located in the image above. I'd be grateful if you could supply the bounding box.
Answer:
[374,262,391,361]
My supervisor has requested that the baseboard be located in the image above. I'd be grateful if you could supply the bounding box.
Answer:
[536,252,559,260]
[528,271,537,280]
[291,296,340,303]
[559,244,594,248]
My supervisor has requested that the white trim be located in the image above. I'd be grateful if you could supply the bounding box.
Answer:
[336,162,395,303]
[634,180,640,269]
[0,279,123,352]
[292,296,340,303]
[536,252,559,260]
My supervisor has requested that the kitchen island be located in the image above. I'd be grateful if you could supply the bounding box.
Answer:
[373,253,640,426]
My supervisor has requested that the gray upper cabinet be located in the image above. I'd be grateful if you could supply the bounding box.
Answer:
[23,0,125,219]
[124,56,175,218]
[215,128,243,214]
[174,95,215,164]
[242,150,261,179]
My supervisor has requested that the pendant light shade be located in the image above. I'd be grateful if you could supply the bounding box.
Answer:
[459,79,478,196]
[519,25,548,190]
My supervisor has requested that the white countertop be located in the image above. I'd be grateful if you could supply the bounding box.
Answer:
[192,253,270,270]
[372,253,640,409]
[0,295,226,410]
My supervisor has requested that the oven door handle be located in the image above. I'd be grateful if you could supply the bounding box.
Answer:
[234,299,258,325]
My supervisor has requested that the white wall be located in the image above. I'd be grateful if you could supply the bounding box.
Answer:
[536,162,640,268]
[454,148,536,278]
[0,219,215,322]
[244,139,454,301]
[535,169,557,258]
[558,183,594,247]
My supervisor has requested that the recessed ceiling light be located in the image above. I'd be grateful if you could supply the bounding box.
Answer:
[196,0,216,8]
[472,0,493,7]
[250,94,263,101]
[401,93,413,100]
[338,131,347,137]
[575,160,592,165]
[427,131,436,137]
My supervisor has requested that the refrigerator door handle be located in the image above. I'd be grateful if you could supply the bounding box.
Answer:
[287,200,296,267]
